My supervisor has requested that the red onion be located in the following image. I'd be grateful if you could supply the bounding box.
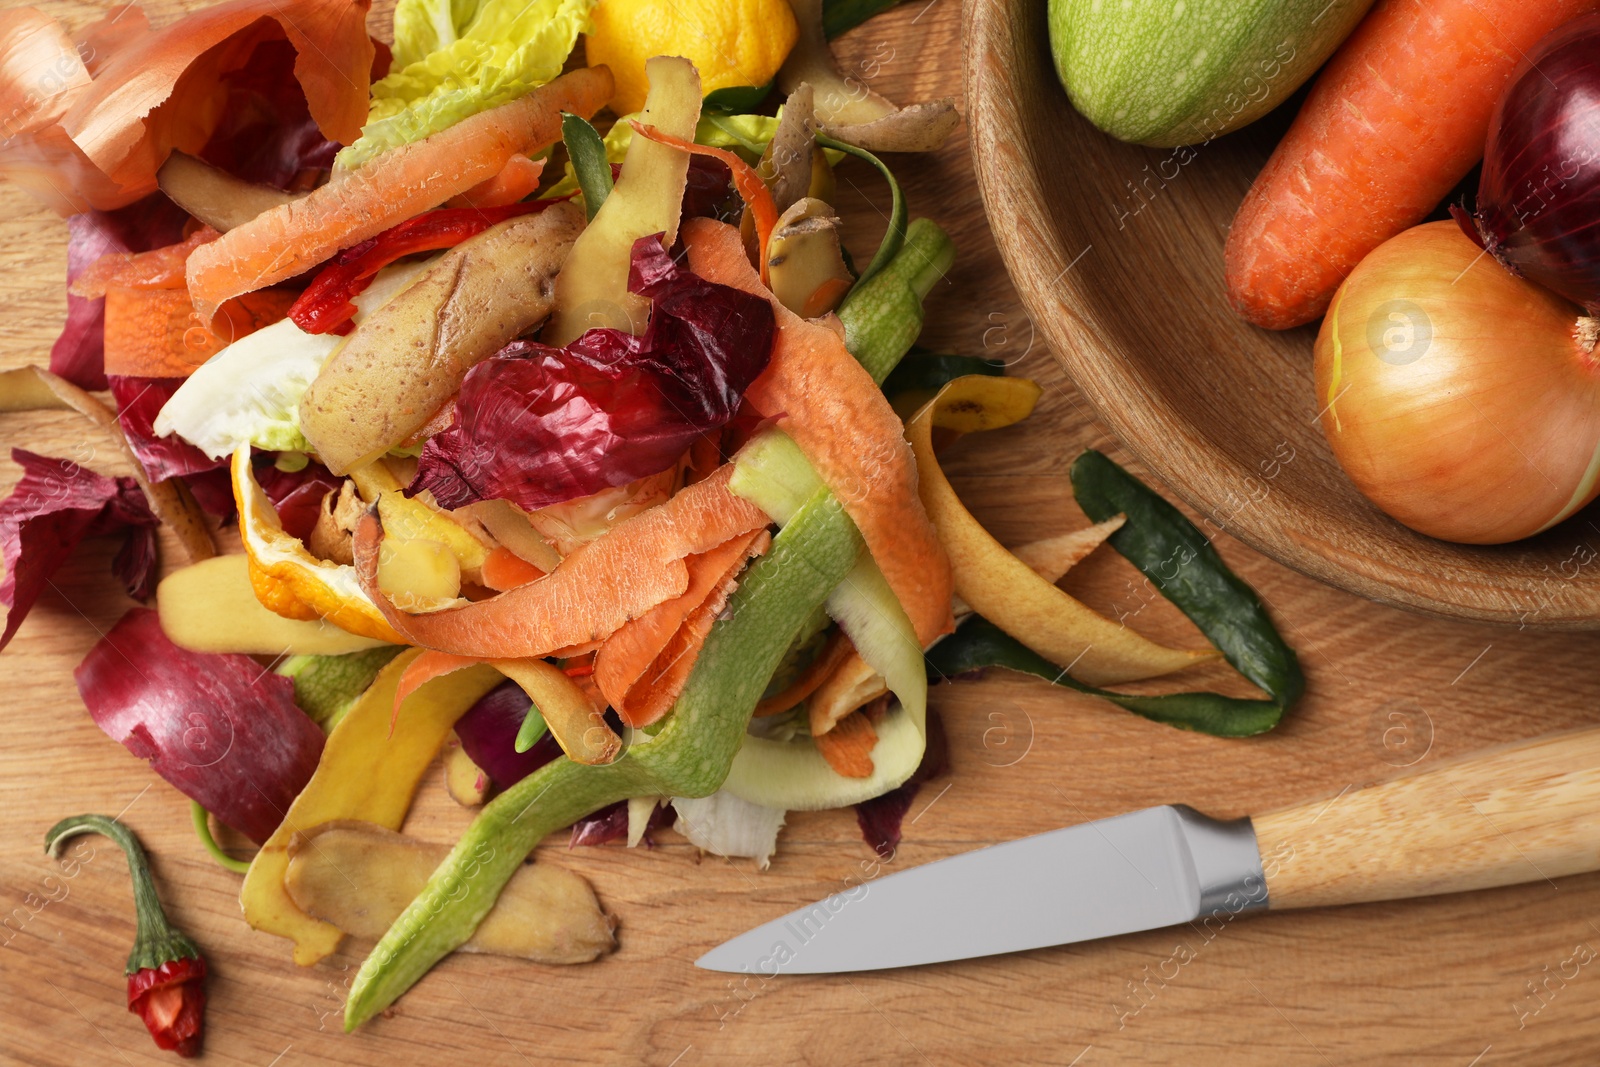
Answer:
[453,680,562,791]
[1464,15,1600,312]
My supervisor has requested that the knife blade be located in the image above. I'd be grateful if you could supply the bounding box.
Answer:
[697,726,1600,974]
[695,805,1263,974]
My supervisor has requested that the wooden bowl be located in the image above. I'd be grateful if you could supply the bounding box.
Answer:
[963,0,1600,628]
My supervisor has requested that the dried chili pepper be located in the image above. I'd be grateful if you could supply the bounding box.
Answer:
[45,814,208,1057]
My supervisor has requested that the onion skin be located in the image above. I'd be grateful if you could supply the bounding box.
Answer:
[1470,14,1600,312]
[1314,221,1600,544]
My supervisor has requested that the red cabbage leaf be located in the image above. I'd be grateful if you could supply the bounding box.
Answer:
[0,449,158,651]
[76,607,324,844]
[408,234,776,511]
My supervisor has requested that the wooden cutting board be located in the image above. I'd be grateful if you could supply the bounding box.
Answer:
[3,2,1599,1064]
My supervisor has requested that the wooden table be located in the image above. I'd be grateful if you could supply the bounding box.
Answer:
[4,2,1600,1063]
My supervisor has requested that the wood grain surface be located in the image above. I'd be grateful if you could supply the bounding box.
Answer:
[3,2,1600,1065]
[965,0,1600,627]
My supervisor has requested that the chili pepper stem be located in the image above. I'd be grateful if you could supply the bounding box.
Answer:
[46,814,201,973]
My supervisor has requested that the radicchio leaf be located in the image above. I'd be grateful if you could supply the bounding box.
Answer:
[76,608,324,844]
[253,456,342,542]
[409,235,776,511]
[854,705,948,860]
[52,196,189,391]
[107,376,224,483]
[182,467,237,521]
[0,449,158,651]
[453,679,563,792]
[681,155,739,223]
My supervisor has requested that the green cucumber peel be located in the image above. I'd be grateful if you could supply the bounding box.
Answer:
[513,702,548,753]
[1069,450,1303,714]
[882,348,1005,404]
[344,489,863,1029]
[277,647,405,731]
[703,81,774,112]
[823,0,905,38]
[724,428,927,806]
[815,133,905,291]
[561,112,613,222]
[927,617,1284,737]
[838,217,955,384]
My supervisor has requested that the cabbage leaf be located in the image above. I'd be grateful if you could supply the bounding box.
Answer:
[337,0,596,169]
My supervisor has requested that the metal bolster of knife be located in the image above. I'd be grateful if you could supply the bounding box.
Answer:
[1171,805,1271,916]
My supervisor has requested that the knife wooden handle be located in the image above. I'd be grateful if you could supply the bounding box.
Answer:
[1253,727,1600,910]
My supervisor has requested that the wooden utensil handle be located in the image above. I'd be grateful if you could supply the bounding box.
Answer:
[1253,727,1600,910]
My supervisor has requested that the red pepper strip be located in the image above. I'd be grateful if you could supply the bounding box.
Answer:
[628,120,779,286]
[288,200,567,335]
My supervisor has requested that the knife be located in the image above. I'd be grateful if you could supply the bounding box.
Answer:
[697,726,1600,974]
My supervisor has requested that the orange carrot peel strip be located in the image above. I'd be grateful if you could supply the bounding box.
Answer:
[594,528,771,728]
[71,227,220,297]
[630,120,779,285]
[812,709,877,778]
[447,156,546,209]
[187,66,613,321]
[352,463,770,660]
[478,545,547,591]
[104,286,295,377]
[681,218,953,646]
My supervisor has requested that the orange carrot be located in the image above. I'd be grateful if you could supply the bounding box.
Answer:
[812,710,876,778]
[478,545,546,591]
[447,156,546,209]
[71,226,219,298]
[682,218,954,646]
[752,628,850,717]
[594,528,770,727]
[353,463,770,659]
[631,120,779,284]
[186,67,613,320]
[103,286,295,376]
[1225,0,1600,330]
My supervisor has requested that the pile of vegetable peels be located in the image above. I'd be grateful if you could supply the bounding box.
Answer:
[0,0,1302,1044]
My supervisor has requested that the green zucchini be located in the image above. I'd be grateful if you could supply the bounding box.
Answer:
[1048,0,1374,147]
[344,487,863,1029]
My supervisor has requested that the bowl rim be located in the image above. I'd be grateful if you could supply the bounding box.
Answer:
[961,0,1600,629]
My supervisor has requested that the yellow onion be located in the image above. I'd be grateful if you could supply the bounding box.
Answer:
[1315,221,1600,544]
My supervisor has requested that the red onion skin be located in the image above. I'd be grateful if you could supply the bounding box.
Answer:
[453,680,562,791]
[1473,14,1600,312]
[76,608,323,843]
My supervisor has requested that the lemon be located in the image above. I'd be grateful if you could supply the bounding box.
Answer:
[584,0,799,114]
